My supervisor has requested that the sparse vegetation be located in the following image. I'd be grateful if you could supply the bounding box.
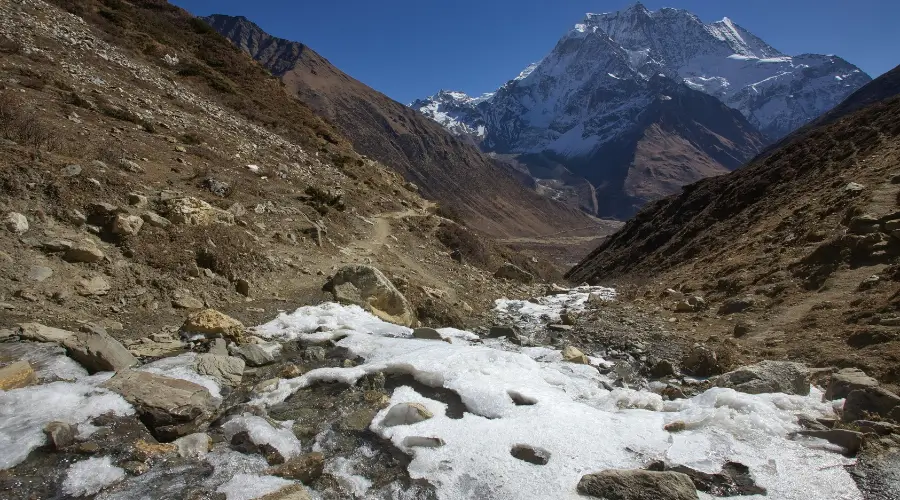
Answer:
[0,93,58,150]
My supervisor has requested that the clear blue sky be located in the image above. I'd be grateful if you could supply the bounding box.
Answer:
[172,0,898,104]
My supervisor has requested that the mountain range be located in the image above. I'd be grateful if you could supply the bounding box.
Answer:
[412,3,871,217]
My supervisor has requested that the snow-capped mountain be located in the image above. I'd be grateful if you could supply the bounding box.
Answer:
[411,3,871,218]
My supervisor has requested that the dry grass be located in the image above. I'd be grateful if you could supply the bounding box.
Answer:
[0,92,59,150]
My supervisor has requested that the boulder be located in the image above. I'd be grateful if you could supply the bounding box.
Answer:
[381,402,433,427]
[412,327,442,340]
[675,296,705,313]
[510,445,550,465]
[231,344,276,367]
[165,197,234,226]
[798,429,864,454]
[716,360,810,396]
[111,214,144,237]
[141,212,171,228]
[102,370,219,441]
[825,368,879,401]
[173,433,212,458]
[63,242,104,263]
[181,309,246,344]
[842,387,900,423]
[17,322,75,343]
[324,265,415,327]
[848,214,880,234]
[718,296,755,315]
[648,461,766,497]
[562,346,589,364]
[44,421,77,449]
[266,452,325,484]
[650,360,677,378]
[576,469,699,500]
[194,353,244,386]
[3,212,28,234]
[27,266,53,282]
[172,296,204,310]
[681,345,721,377]
[75,276,111,296]
[257,484,312,500]
[488,326,521,340]
[0,360,37,390]
[494,263,534,284]
[733,321,754,337]
[64,328,138,373]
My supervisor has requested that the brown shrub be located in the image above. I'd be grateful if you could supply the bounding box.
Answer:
[0,93,58,150]
[436,222,491,268]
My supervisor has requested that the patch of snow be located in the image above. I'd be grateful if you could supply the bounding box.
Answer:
[221,414,303,461]
[62,456,125,497]
[216,474,294,500]
[494,285,615,332]
[326,453,374,497]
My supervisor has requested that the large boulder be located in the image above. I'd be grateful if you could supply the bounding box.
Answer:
[165,197,234,226]
[3,212,28,234]
[63,241,105,263]
[681,345,721,377]
[64,328,138,373]
[562,346,589,364]
[716,360,810,395]
[0,361,37,390]
[181,309,246,344]
[825,368,880,401]
[102,370,219,441]
[324,265,415,327]
[577,469,699,500]
[494,263,534,284]
[842,387,900,423]
[194,354,244,386]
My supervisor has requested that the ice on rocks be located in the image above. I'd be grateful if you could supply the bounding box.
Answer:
[222,414,303,461]
[217,473,295,500]
[494,285,615,332]
[252,301,861,499]
[0,341,88,382]
[137,352,223,399]
[62,456,125,497]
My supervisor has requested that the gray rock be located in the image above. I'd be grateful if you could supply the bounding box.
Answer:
[848,214,881,234]
[576,469,699,500]
[194,353,244,386]
[324,265,415,326]
[172,296,204,310]
[510,444,550,465]
[381,402,432,427]
[111,214,144,236]
[64,328,138,373]
[63,242,104,263]
[202,178,230,197]
[826,368,880,401]
[650,360,677,378]
[127,193,148,207]
[235,278,251,297]
[412,327,442,340]
[265,452,325,484]
[102,370,219,441]
[42,239,74,252]
[165,197,234,226]
[716,360,810,395]
[799,429,864,455]
[718,296,756,315]
[17,322,75,343]
[209,338,228,356]
[141,211,172,228]
[681,345,721,377]
[44,421,77,449]
[4,212,28,234]
[733,321,754,337]
[76,276,111,296]
[488,326,520,340]
[843,387,900,423]
[61,164,82,177]
[494,263,534,283]
[675,296,705,313]
[174,432,211,458]
[231,344,276,367]
[27,266,53,282]
[118,158,144,173]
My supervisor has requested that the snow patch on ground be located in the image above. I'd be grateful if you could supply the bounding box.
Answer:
[222,414,303,461]
[217,474,294,500]
[62,456,125,497]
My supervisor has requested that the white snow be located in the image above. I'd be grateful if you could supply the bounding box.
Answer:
[216,474,294,500]
[494,285,615,332]
[221,414,303,461]
[62,456,126,497]
[0,371,133,470]
[251,292,861,499]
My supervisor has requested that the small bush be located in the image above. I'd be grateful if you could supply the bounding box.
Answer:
[0,93,58,150]
[435,204,464,224]
[436,222,490,267]
[303,185,345,215]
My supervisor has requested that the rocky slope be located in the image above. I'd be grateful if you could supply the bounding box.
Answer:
[413,3,869,218]
[202,14,610,240]
[568,64,900,387]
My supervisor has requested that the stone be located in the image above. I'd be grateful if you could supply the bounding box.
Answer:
[118,158,144,173]
[825,368,880,401]
[111,214,144,236]
[381,402,433,427]
[560,309,576,325]
[61,164,83,177]
[141,211,171,228]
[324,265,415,326]
[102,370,218,441]
[127,193,148,207]
[44,421,77,449]
[848,214,881,234]
[799,429,864,455]
[165,197,234,226]
[231,344,276,367]
[716,360,810,396]
[174,433,212,458]
[844,182,866,192]
[650,360,677,378]
[494,263,534,283]
[194,354,245,386]
[63,242,104,263]
[0,361,37,390]
[842,387,900,423]
[202,178,230,197]
[209,338,228,356]
[257,484,312,500]
[182,309,246,344]
[412,327,443,340]
[718,296,755,315]
[562,346,589,364]
[733,321,754,337]
[402,436,445,448]
[4,212,28,234]
[173,296,204,309]
[128,336,185,358]
[576,469,699,500]
[235,278,251,297]
[266,452,325,483]
[42,239,75,252]
[510,444,550,465]
[76,276,111,296]
[27,266,53,282]
[650,462,766,497]
[64,328,138,373]
[488,326,521,341]
[17,322,75,343]
[681,345,721,377]
[675,296,705,313]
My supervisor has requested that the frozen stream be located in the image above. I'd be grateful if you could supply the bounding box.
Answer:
[0,286,862,499]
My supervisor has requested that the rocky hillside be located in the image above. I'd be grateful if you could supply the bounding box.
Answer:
[201,14,609,240]
[412,3,869,218]
[568,65,900,386]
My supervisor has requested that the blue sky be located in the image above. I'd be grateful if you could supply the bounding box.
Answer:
[172,0,898,104]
